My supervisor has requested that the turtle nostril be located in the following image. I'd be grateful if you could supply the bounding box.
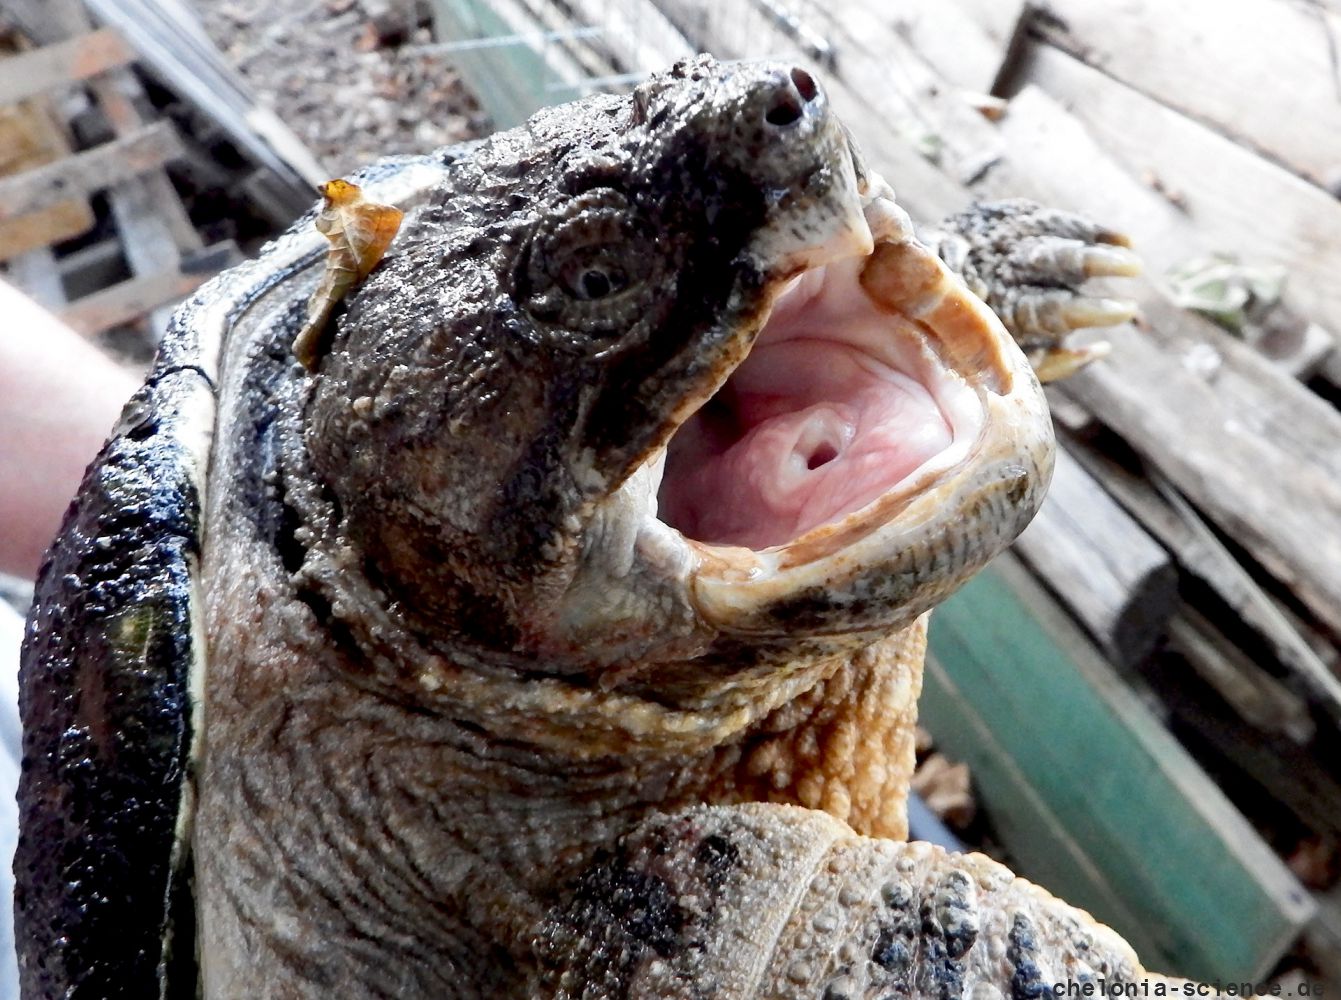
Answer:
[765,91,804,127]
[790,67,818,102]
[764,67,820,128]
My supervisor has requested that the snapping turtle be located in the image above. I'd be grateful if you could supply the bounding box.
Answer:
[16,57,1160,999]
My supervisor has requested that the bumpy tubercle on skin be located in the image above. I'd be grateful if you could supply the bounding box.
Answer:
[705,617,927,840]
[197,519,929,991]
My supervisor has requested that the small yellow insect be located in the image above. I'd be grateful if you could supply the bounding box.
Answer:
[292,178,404,370]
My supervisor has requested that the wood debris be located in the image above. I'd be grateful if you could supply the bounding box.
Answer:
[910,753,977,829]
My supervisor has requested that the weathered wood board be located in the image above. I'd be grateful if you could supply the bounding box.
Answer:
[0,33,96,262]
[1066,441,1341,722]
[0,123,185,220]
[1013,43,1341,354]
[827,0,1027,96]
[1033,0,1341,189]
[0,28,133,105]
[58,269,206,335]
[1012,447,1176,668]
[1166,609,1314,744]
[0,100,93,260]
[968,85,1341,640]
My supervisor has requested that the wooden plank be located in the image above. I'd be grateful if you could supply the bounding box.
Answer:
[0,0,87,47]
[852,0,1027,96]
[924,555,1314,980]
[59,268,205,335]
[85,71,200,248]
[1145,653,1341,848]
[1305,890,1341,988]
[1014,43,1341,355]
[0,28,134,105]
[1012,448,1176,667]
[56,239,127,300]
[0,122,184,219]
[0,80,95,260]
[813,1,1006,188]
[947,0,1030,62]
[969,86,1341,639]
[5,248,66,308]
[1167,609,1315,743]
[1057,318,1341,638]
[920,653,1168,963]
[0,202,91,261]
[75,0,321,204]
[1032,0,1341,189]
[86,70,202,338]
[1066,441,1341,722]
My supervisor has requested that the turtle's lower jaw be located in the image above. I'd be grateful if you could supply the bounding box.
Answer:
[601,186,1053,640]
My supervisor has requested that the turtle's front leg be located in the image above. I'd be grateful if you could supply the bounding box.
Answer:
[532,804,1184,999]
[922,199,1142,381]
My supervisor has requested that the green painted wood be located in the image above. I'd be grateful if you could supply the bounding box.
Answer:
[921,653,1168,965]
[922,555,1313,980]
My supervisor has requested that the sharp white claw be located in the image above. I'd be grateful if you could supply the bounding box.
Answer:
[1061,297,1139,331]
[1033,341,1112,382]
[1082,245,1143,279]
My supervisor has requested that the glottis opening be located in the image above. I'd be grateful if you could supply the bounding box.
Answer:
[657,247,975,550]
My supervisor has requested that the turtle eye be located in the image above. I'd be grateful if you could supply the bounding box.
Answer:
[524,188,665,335]
[578,269,615,299]
[559,256,627,301]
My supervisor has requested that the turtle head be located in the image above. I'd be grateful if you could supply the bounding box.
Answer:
[303,57,1052,695]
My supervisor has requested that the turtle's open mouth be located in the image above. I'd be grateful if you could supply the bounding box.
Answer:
[561,147,1049,647]
[655,190,1009,556]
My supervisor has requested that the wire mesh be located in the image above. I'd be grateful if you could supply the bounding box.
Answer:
[423,0,840,125]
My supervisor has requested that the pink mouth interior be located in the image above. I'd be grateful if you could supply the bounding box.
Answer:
[658,255,954,549]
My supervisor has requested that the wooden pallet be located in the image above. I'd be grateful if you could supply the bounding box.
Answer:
[0,4,236,340]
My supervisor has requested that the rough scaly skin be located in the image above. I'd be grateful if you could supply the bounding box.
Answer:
[183,59,1171,998]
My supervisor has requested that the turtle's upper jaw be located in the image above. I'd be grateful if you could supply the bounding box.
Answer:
[576,180,1053,645]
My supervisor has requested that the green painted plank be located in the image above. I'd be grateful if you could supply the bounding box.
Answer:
[923,555,1312,980]
[921,653,1168,965]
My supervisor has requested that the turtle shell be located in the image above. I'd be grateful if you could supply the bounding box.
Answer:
[14,150,462,1000]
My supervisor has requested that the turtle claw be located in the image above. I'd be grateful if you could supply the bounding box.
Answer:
[1011,238,1142,288]
[1081,243,1142,278]
[1032,341,1112,383]
[922,199,1142,379]
[993,287,1137,339]
[1063,295,1139,329]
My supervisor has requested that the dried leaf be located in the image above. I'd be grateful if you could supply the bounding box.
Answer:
[910,752,976,829]
[293,178,404,370]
